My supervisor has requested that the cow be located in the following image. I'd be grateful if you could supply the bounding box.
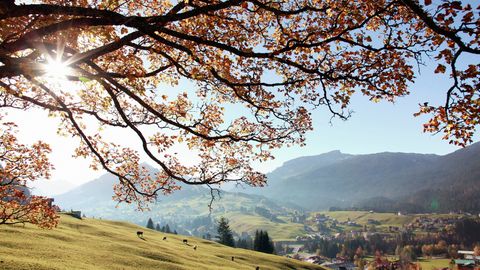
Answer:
[193,245,197,250]
[136,231,144,238]
[163,236,167,240]
[183,239,188,244]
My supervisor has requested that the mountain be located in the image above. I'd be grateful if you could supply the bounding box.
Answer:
[240,142,480,212]
[0,214,323,270]
[266,150,353,181]
[54,168,207,210]
[54,142,480,233]
[54,167,305,240]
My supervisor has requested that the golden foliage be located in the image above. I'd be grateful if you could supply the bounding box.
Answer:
[0,0,478,215]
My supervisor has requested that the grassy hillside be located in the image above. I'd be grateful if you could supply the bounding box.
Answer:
[312,211,463,234]
[224,213,306,241]
[416,258,452,270]
[0,214,323,270]
[317,211,415,225]
[57,183,304,241]
[366,256,451,269]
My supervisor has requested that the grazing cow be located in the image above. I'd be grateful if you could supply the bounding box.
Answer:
[163,236,167,240]
[137,231,144,238]
[193,245,197,250]
[183,239,188,244]
[231,256,234,261]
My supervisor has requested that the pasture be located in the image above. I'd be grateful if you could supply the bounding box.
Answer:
[0,214,324,270]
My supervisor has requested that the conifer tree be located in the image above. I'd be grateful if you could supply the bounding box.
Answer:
[254,230,261,251]
[217,217,235,247]
[146,218,154,229]
[263,231,274,254]
[254,230,274,254]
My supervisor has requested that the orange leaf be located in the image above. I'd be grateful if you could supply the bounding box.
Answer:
[434,64,446,74]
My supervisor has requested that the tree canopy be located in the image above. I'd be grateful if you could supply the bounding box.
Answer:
[0,118,58,228]
[0,0,479,227]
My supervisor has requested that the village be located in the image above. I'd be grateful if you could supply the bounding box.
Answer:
[272,211,480,270]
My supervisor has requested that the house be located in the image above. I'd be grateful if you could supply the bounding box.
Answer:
[388,226,400,232]
[454,259,476,270]
[68,210,82,219]
[346,221,360,226]
[350,230,360,238]
[305,255,327,265]
[454,251,480,270]
[321,260,355,270]
[362,232,373,239]
[315,216,329,223]
[291,245,303,254]
[459,251,480,260]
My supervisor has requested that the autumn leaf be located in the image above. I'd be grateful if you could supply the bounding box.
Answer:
[434,64,447,74]
[0,0,478,217]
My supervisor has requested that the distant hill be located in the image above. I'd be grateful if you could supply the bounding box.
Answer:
[54,168,208,209]
[240,142,480,213]
[0,214,323,270]
[54,168,305,240]
[54,142,480,232]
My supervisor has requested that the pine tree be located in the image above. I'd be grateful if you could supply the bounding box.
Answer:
[254,230,274,254]
[263,231,274,254]
[217,217,235,247]
[165,224,171,234]
[236,238,251,249]
[155,223,161,231]
[253,230,262,251]
[146,218,154,229]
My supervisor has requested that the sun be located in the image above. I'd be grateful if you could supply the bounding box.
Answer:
[43,59,72,79]
[40,55,78,90]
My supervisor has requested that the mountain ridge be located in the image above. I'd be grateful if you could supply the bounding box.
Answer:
[242,142,480,212]
[55,142,480,227]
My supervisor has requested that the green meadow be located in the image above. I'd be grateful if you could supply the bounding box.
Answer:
[224,213,306,241]
[416,258,452,270]
[316,211,415,226]
[0,214,325,270]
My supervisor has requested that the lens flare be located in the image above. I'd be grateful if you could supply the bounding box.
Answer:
[43,59,71,78]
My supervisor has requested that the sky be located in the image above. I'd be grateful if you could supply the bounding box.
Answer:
[4,32,479,197]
